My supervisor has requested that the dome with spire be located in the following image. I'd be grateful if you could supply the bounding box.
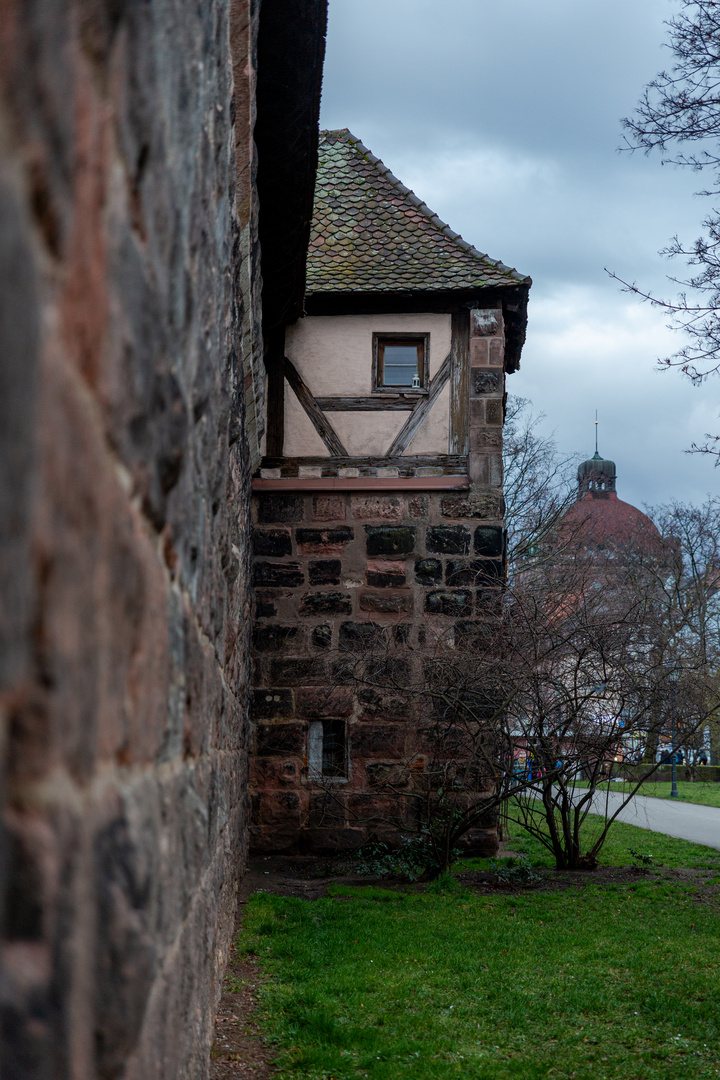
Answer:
[577,451,616,494]
[557,442,661,554]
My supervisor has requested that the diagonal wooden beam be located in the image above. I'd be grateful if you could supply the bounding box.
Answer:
[385,350,452,457]
[283,357,348,457]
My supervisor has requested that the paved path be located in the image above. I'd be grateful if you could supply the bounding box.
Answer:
[583,788,720,851]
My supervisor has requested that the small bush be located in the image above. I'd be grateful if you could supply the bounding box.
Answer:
[489,855,542,887]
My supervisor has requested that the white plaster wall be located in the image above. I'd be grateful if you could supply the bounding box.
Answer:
[284,313,452,456]
[284,382,330,457]
[404,381,450,455]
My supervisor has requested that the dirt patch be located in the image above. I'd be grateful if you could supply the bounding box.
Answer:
[209,924,275,1078]
[241,853,720,899]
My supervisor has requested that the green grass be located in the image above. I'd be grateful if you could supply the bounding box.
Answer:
[240,821,720,1080]
[495,812,720,871]
[575,781,720,808]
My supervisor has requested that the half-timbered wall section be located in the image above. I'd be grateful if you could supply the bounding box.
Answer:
[249,130,531,854]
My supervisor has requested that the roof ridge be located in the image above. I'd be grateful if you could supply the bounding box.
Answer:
[317,129,531,286]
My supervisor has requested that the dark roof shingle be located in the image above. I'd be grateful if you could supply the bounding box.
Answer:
[306,129,531,295]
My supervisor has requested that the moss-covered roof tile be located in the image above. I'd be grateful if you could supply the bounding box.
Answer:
[306,129,531,295]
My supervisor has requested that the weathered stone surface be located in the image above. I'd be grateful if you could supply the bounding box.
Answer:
[251,688,294,719]
[0,0,259,1071]
[427,526,470,554]
[474,526,504,556]
[414,558,442,585]
[298,591,352,616]
[445,559,502,587]
[351,495,403,521]
[296,526,354,553]
[252,528,293,557]
[358,591,412,614]
[350,724,405,757]
[312,495,346,521]
[256,724,305,757]
[472,370,502,394]
[295,687,354,718]
[424,590,473,617]
[440,493,505,520]
[311,624,332,649]
[256,494,305,523]
[253,624,304,652]
[253,561,304,587]
[365,525,415,557]
[308,559,342,585]
[367,560,406,587]
[338,621,385,651]
[268,657,327,685]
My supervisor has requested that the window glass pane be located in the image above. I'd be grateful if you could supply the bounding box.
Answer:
[382,344,418,386]
[322,719,346,777]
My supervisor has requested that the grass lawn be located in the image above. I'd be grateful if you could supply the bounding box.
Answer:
[238,818,720,1080]
[574,781,720,808]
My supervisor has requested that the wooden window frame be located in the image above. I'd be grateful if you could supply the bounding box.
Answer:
[372,332,429,394]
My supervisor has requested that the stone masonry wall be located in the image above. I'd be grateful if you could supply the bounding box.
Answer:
[250,488,505,853]
[250,306,508,854]
[0,1,255,1077]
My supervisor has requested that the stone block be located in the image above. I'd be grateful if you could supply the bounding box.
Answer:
[427,525,470,554]
[339,621,385,651]
[256,493,305,523]
[445,560,488,587]
[470,337,489,365]
[488,337,505,366]
[252,528,292,557]
[308,793,347,828]
[441,492,504,520]
[351,495,403,520]
[351,723,405,758]
[255,596,277,618]
[250,757,299,787]
[414,558,442,585]
[471,308,502,336]
[309,559,341,585]
[251,688,294,719]
[299,591,353,616]
[425,590,473,617]
[295,687,354,718]
[252,791,301,827]
[472,370,502,395]
[365,525,415,557]
[474,526,503,557]
[255,724,305,757]
[367,560,406,587]
[252,625,304,652]
[365,762,409,789]
[253,561,304,587]
[408,494,429,518]
[268,657,327,686]
[296,526,353,554]
[312,624,332,649]
[359,591,412,614]
[312,495,346,521]
[486,400,503,426]
[476,589,502,614]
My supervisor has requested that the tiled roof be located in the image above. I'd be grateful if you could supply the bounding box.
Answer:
[306,129,531,295]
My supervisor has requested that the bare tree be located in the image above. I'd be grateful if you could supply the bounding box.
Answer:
[337,527,720,874]
[612,1,720,454]
[503,397,578,570]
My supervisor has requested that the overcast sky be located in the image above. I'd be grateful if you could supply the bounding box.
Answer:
[318,0,719,510]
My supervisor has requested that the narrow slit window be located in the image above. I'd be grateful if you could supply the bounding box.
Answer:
[373,333,429,391]
[308,719,347,778]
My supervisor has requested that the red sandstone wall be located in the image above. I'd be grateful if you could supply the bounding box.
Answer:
[0,1,255,1076]
[249,307,508,855]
